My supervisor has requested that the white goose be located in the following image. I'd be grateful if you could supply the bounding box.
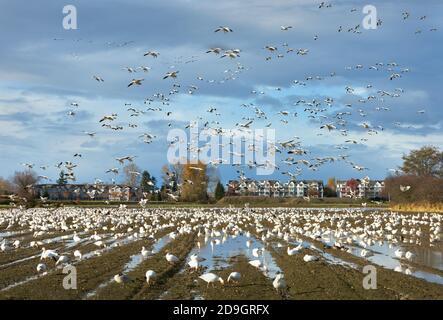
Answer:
[227,272,241,283]
[36,263,47,273]
[303,254,318,262]
[199,273,224,288]
[405,251,415,261]
[141,246,150,258]
[73,233,81,242]
[55,255,69,266]
[394,248,405,259]
[74,250,82,260]
[248,259,262,268]
[273,273,287,294]
[287,245,302,256]
[41,248,59,261]
[114,273,130,284]
[166,252,179,264]
[145,270,157,285]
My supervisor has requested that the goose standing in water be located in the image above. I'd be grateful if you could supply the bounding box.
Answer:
[73,233,81,243]
[405,251,415,261]
[141,246,150,258]
[360,249,373,258]
[395,248,405,259]
[248,259,263,269]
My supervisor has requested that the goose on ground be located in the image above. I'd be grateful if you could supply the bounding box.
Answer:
[273,273,287,294]
[74,250,82,260]
[287,245,302,256]
[227,272,241,283]
[166,252,179,264]
[55,255,69,266]
[303,254,318,262]
[41,248,59,261]
[114,273,130,284]
[199,273,224,288]
[36,263,47,273]
[145,270,157,285]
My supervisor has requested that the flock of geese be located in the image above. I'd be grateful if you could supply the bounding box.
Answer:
[12,3,437,191]
[1,207,441,297]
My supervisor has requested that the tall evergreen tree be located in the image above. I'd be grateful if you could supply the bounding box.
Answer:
[140,171,156,193]
[214,181,225,201]
[57,170,68,185]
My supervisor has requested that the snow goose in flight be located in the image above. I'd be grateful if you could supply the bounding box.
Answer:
[92,75,104,82]
[163,71,179,79]
[144,51,159,58]
[128,79,144,87]
[214,26,233,33]
[83,131,96,137]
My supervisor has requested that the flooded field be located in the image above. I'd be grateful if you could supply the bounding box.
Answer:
[0,207,442,300]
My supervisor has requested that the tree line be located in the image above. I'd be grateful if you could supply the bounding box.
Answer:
[0,161,226,204]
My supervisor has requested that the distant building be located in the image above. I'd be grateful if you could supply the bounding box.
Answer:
[336,177,385,199]
[32,184,139,201]
[227,179,324,198]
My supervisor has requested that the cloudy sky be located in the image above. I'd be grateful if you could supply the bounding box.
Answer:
[0,0,442,185]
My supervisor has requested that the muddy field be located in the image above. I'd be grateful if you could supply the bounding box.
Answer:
[0,207,442,300]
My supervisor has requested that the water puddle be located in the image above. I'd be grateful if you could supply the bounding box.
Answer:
[283,239,358,269]
[0,230,27,239]
[187,233,283,280]
[84,234,173,299]
[321,232,443,285]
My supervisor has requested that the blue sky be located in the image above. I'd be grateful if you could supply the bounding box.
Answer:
[0,0,442,185]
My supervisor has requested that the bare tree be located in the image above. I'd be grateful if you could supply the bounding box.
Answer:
[123,163,142,187]
[11,170,39,199]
